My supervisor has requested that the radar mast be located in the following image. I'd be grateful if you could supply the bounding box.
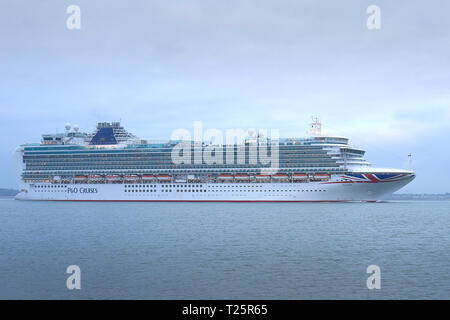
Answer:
[309,117,322,136]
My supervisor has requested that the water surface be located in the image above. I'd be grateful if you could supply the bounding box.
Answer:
[0,199,449,299]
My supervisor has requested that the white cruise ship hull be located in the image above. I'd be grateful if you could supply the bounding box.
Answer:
[15,173,415,202]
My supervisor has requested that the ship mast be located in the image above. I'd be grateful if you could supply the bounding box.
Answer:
[309,117,322,136]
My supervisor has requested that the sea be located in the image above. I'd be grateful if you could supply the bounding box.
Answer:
[0,198,449,299]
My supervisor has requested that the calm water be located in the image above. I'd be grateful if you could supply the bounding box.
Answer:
[0,198,449,299]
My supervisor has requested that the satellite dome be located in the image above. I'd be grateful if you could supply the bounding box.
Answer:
[65,123,71,131]
[73,124,79,132]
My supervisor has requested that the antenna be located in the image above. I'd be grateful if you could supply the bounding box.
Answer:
[408,153,412,170]
[309,116,322,136]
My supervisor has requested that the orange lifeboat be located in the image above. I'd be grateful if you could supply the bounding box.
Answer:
[235,174,250,180]
[157,174,172,181]
[142,174,156,181]
[314,173,330,181]
[293,173,308,180]
[74,175,88,181]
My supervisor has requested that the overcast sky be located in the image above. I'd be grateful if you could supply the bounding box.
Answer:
[1,0,449,192]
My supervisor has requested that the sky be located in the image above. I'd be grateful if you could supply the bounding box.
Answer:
[0,0,449,193]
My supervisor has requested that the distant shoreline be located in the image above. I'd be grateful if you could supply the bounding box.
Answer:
[0,189,19,197]
[384,193,450,201]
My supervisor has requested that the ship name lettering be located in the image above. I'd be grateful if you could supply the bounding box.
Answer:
[67,187,98,194]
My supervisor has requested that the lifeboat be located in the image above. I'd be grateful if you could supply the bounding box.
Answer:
[142,174,156,181]
[218,174,233,180]
[293,173,308,180]
[74,175,88,181]
[106,174,122,182]
[157,174,172,181]
[255,174,270,180]
[314,173,330,181]
[124,174,140,182]
[235,174,250,180]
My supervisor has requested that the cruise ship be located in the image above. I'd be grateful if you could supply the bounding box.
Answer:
[14,120,415,202]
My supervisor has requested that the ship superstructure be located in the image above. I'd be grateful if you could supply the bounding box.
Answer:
[15,120,415,202]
